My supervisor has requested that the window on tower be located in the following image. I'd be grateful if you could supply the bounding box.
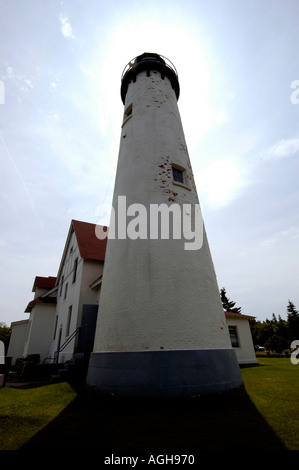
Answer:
[122,103,133,127]
[172,166,184,184]
[171,163,191,191]
[125,103,132,117]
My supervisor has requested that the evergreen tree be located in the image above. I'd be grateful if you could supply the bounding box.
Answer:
[287,300,299,341]
[220,287,241,313]
[275,315,288,340]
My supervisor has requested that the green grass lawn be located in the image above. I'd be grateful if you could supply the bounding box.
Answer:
[0,381,77,450]
[241,358,299,450]
[0,358,298,451]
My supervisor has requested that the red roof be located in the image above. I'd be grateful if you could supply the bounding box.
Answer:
[72,220,107,261]
[224,311,255,319]
[33,276,57,291]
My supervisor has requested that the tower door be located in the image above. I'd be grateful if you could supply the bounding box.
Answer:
[77,304,98,353]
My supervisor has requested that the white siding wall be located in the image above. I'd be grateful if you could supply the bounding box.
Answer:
[7,320,29,365]
[34,286,50,299]
[48,231,104,363]
[226,317,257,364]
[80,261,104,310]
[49,230,83,362]
[23,304,56,363]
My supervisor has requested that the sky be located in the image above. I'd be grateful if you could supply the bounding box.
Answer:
[0,0,298,326]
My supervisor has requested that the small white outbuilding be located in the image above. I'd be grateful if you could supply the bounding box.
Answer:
[225,311,257,365]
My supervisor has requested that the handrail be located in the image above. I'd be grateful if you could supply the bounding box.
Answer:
[43,327,81,364]
[57,327,81,353]
[54,327,81,363]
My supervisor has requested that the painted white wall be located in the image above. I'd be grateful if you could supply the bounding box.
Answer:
[22,303,56,363]
[34,286,50,299]
[7,320,29,365]
[80,260,104,312]
[49,230,83,362]
[49,230,104,363]
[226,316,257,364]
[93,69,232,353]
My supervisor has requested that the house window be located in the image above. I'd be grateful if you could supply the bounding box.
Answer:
[64,282,68,300]
[72,258,78,284]
[66,305,72,337]
[59,275,64,297]
[53,315,58,340]
[229,326,239,347]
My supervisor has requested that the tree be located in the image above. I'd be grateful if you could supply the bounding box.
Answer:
[220,287,241,313]
[250,320,274,346]
[271,313,277,324]
[275,315,288,340]
[249,303,299,350]
[287,300,299,341]
[264,334,289,354]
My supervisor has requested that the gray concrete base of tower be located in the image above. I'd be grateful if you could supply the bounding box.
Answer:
[86,349,243,397]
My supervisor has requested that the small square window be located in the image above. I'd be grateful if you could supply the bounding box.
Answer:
[172,166,184,184]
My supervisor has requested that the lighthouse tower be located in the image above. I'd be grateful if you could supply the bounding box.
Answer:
[87,53,242,396]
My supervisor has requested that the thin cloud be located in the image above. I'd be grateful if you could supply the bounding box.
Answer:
[262,136,299,160]
[5,64,34,91]
[59,13,75,40]
[260,227,299,248]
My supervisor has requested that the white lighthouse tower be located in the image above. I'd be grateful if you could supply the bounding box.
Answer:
[87,53,242,396]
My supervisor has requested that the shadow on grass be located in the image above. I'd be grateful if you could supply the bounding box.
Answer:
[19,381,286,453]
